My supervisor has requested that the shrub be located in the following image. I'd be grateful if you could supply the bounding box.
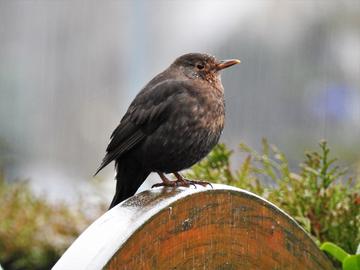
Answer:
[1,140,358,269]
[0,173,103,270]
[187,140,360,254]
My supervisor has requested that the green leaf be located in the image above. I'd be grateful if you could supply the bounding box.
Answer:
[320,242,349,263]
[343,255,360,270]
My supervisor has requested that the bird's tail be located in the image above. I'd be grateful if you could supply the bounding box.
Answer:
[109,158,150,209]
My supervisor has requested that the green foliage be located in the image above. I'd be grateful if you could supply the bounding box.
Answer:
[187,140,360,255]
[1,140,358,269]
[321,242,360,270]
[0,173,103,270]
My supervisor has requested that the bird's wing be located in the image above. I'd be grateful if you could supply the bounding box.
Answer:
[94,80,189,175]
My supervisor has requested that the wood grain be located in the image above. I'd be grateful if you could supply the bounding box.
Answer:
[106,187,334,270]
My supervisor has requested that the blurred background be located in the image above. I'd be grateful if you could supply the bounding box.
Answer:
[1,1,360,269]
[1,0,359,209]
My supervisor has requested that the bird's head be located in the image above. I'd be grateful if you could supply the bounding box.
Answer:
[171,53,240,86]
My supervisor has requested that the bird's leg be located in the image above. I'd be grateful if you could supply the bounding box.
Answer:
[173,172,213,188]
[151,172,213,189]
[152,172,177,188]
[173,172,196,188]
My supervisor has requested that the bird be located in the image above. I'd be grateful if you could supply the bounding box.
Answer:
[95,53,240,209]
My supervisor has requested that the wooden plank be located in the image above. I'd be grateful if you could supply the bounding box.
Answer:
[53,184,334,270]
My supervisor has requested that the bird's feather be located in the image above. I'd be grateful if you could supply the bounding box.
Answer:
[94,80,189,175]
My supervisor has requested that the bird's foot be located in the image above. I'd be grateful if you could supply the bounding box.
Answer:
[151,180,187,188]
[151,179,212,188]
[151,172,213,189]
[152,172,176,188]
[178,178,213,188]
[173,172,213,188]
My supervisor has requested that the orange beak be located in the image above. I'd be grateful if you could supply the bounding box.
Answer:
[216,59,241,70]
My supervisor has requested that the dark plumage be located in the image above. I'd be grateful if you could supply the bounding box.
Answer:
[95,53,240,208]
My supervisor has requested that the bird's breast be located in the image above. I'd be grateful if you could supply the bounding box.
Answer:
[192,87,225,133]
[140,87,225,172]
[169,86,225,136]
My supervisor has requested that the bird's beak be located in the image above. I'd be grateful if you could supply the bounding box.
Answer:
[216,59,241,70]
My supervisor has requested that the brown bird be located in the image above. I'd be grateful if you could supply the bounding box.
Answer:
[95,53,240,209]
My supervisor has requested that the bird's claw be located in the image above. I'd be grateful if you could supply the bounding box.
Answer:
[151,179,212,189]
[181,178,213,188]
[197,180,213,188]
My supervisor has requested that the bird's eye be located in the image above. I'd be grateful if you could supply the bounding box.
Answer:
[196,64,205,70]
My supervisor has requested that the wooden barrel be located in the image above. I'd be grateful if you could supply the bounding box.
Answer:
[53,184,334,270]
